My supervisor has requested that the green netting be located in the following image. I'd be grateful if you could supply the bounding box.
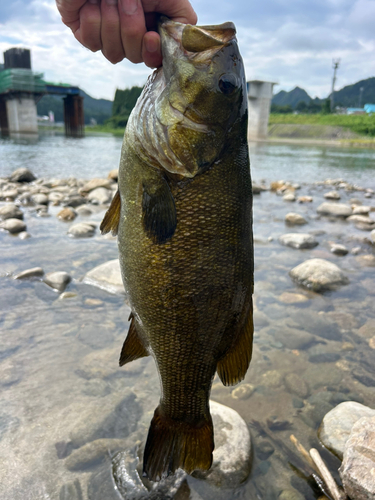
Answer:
[0,69,46,94]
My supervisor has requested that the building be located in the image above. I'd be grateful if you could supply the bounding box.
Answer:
[247,80,277,140]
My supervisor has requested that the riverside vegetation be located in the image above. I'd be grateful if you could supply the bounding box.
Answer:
[1,165,375,499]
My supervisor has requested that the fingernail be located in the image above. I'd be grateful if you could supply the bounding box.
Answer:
[120,0,138,15]
[144,35,159,53]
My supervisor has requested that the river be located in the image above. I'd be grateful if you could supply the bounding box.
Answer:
[0,132,375,500]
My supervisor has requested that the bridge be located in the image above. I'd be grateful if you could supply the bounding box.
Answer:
[0,48,84,138]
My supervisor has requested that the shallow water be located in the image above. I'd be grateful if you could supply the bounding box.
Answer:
[1,135,375,500]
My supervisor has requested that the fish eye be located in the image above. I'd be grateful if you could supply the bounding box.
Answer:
[218,74,238,95]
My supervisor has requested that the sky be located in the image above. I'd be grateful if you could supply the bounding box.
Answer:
[0,0,374,101]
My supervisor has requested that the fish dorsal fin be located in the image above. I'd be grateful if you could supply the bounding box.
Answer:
[217,301,253,386]
[119,312,149,366]
[182,22,236,52]
[100,190,121,236]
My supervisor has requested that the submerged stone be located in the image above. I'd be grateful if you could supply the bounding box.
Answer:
[83,259,124,295]
[289,258,349,292]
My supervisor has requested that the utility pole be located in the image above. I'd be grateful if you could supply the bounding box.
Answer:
[330,59,340,112]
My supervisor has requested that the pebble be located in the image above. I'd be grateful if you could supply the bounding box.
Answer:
[83,259,125,295]
[284,373,309,398]
[324,190,341,200]
[339,415,375,500]
[108,169,118,181]
[75,204,93,216]
[273,326,315,350]
[285,213,307,225]
[356,254,375,267]
[369,337,375,349]
[44,271,72,292]
[278,292,309,304]
[68,222,96,238]
[18,231,31,239]
[80,178,113,194]
[0,218,26,234]
[297,196,313,203]
[87,187,112,205]
[255,441,275,461]
[231,383,255,400]
[283,193,296,202]
[64,194,87,207]
[353,205,371,215]
[14,267,44,280]
[59,291,77,300]
[31,193,49,205]
[308,352,340,363]
[0,204,23,220]
[279,233,318,249]
[289,258,349,292]
[330,243,348,255]
[316,202,352,217]
[261,370,283,388]
[278,489,305,500]
[371,229,375,243]
[357,319,375,339]
[57,207,77,221]
[84,298,103,307]
[9,167,36,183]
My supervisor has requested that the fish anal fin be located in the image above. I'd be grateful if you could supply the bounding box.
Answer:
[119,314,149,366]
[217,302,254,386]
[143,406,214,481]
[100,190,121,236]
[142,177,177,245]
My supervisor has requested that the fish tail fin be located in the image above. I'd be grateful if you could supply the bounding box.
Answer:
[143,406,214,481]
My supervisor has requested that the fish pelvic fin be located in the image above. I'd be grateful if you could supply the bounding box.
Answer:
[100,190,121,236]
[217,302,254,386]
[119,312,149,366]
[143,406,214,482]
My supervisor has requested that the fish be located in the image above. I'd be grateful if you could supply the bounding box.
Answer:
[101,16,254,481]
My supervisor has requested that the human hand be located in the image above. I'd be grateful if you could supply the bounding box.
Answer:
[56,0,197,67]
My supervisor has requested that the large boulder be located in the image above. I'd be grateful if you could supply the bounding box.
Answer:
[9,168,36,183]
[83,259,125,295]
[339,415,375,500]
[318,402,375,459]
[279,233,318,250]
[289,258,349,292]
[316,202,352,218]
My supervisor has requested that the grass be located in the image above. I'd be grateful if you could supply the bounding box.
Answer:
[85,124,125,137]
[269,113,375,136]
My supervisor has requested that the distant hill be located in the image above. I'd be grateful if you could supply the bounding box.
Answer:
[272,77,375,109]
[37,89,112,125]
[272,86,312,108]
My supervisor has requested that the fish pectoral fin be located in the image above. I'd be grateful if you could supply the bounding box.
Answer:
[100,190,121,236]
[217,302,254,386]
[143,406,214,481]
[142,177,177,245]
[119,313,149,366]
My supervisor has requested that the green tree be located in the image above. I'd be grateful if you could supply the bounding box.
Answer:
[106,86,143,128]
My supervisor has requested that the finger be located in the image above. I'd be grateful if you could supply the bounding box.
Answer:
[142,31,162,68]
[101,0,125,63]
[118,0,147,63]
[142,0,197,25]
[78,0,102,52]
[56,0,87,24]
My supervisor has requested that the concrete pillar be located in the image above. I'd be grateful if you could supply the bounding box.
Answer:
[247,81,276,140]
[64,95,84,138]
[0,97,9,136]
[5,96,38,134]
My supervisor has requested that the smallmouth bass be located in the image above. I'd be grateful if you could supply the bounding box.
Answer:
[101,16,254,481]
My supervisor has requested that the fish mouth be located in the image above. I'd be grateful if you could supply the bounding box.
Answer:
[158,16,237,61]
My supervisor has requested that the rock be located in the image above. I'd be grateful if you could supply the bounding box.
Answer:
[59,291,77,300]
[356,254,375,267]
[352,370,375,387]
[353,205,371,215]
[278,489,305,500]
[77,347,123,379]
[64,194,87,207]
[318,401,375,459]
[31,193,49,205]
[255,440,275,461]
[57,207,77,221]
[252,183,263,194]
[261,370,282,388]
[289,258,349,292]
[291,310,342,340]
[285,213,307,225]
[297,196,313,203]
[316,202,352,218]
[371,229,375,243]
[308,352,340,363]
[14,267,44,280]
[279,233,318,250]
[44,271,71,292]
[68,222,96,238]
[0,218,26,234]
[347,214,374,224]
[108,169,119,181]
[83,259,125,295]
[0,204,23,220]
[231,384,255,400]
[87,187,112,205]
[273,327,315,350]
[283,193,296,202]
[18,231,30,239]
[357,319,375,339]
[324,190,341,200]
[80,178,113,194]
[49,191,64,205]
[75,204,93,216]
[9,167,36,183]
[65,438,129,471]
[330,243,348,255]
[339,415,375,500]
[59,480,83,500]
[284,373,309,398]
[278,292,309,304]
[369,337,375,349]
